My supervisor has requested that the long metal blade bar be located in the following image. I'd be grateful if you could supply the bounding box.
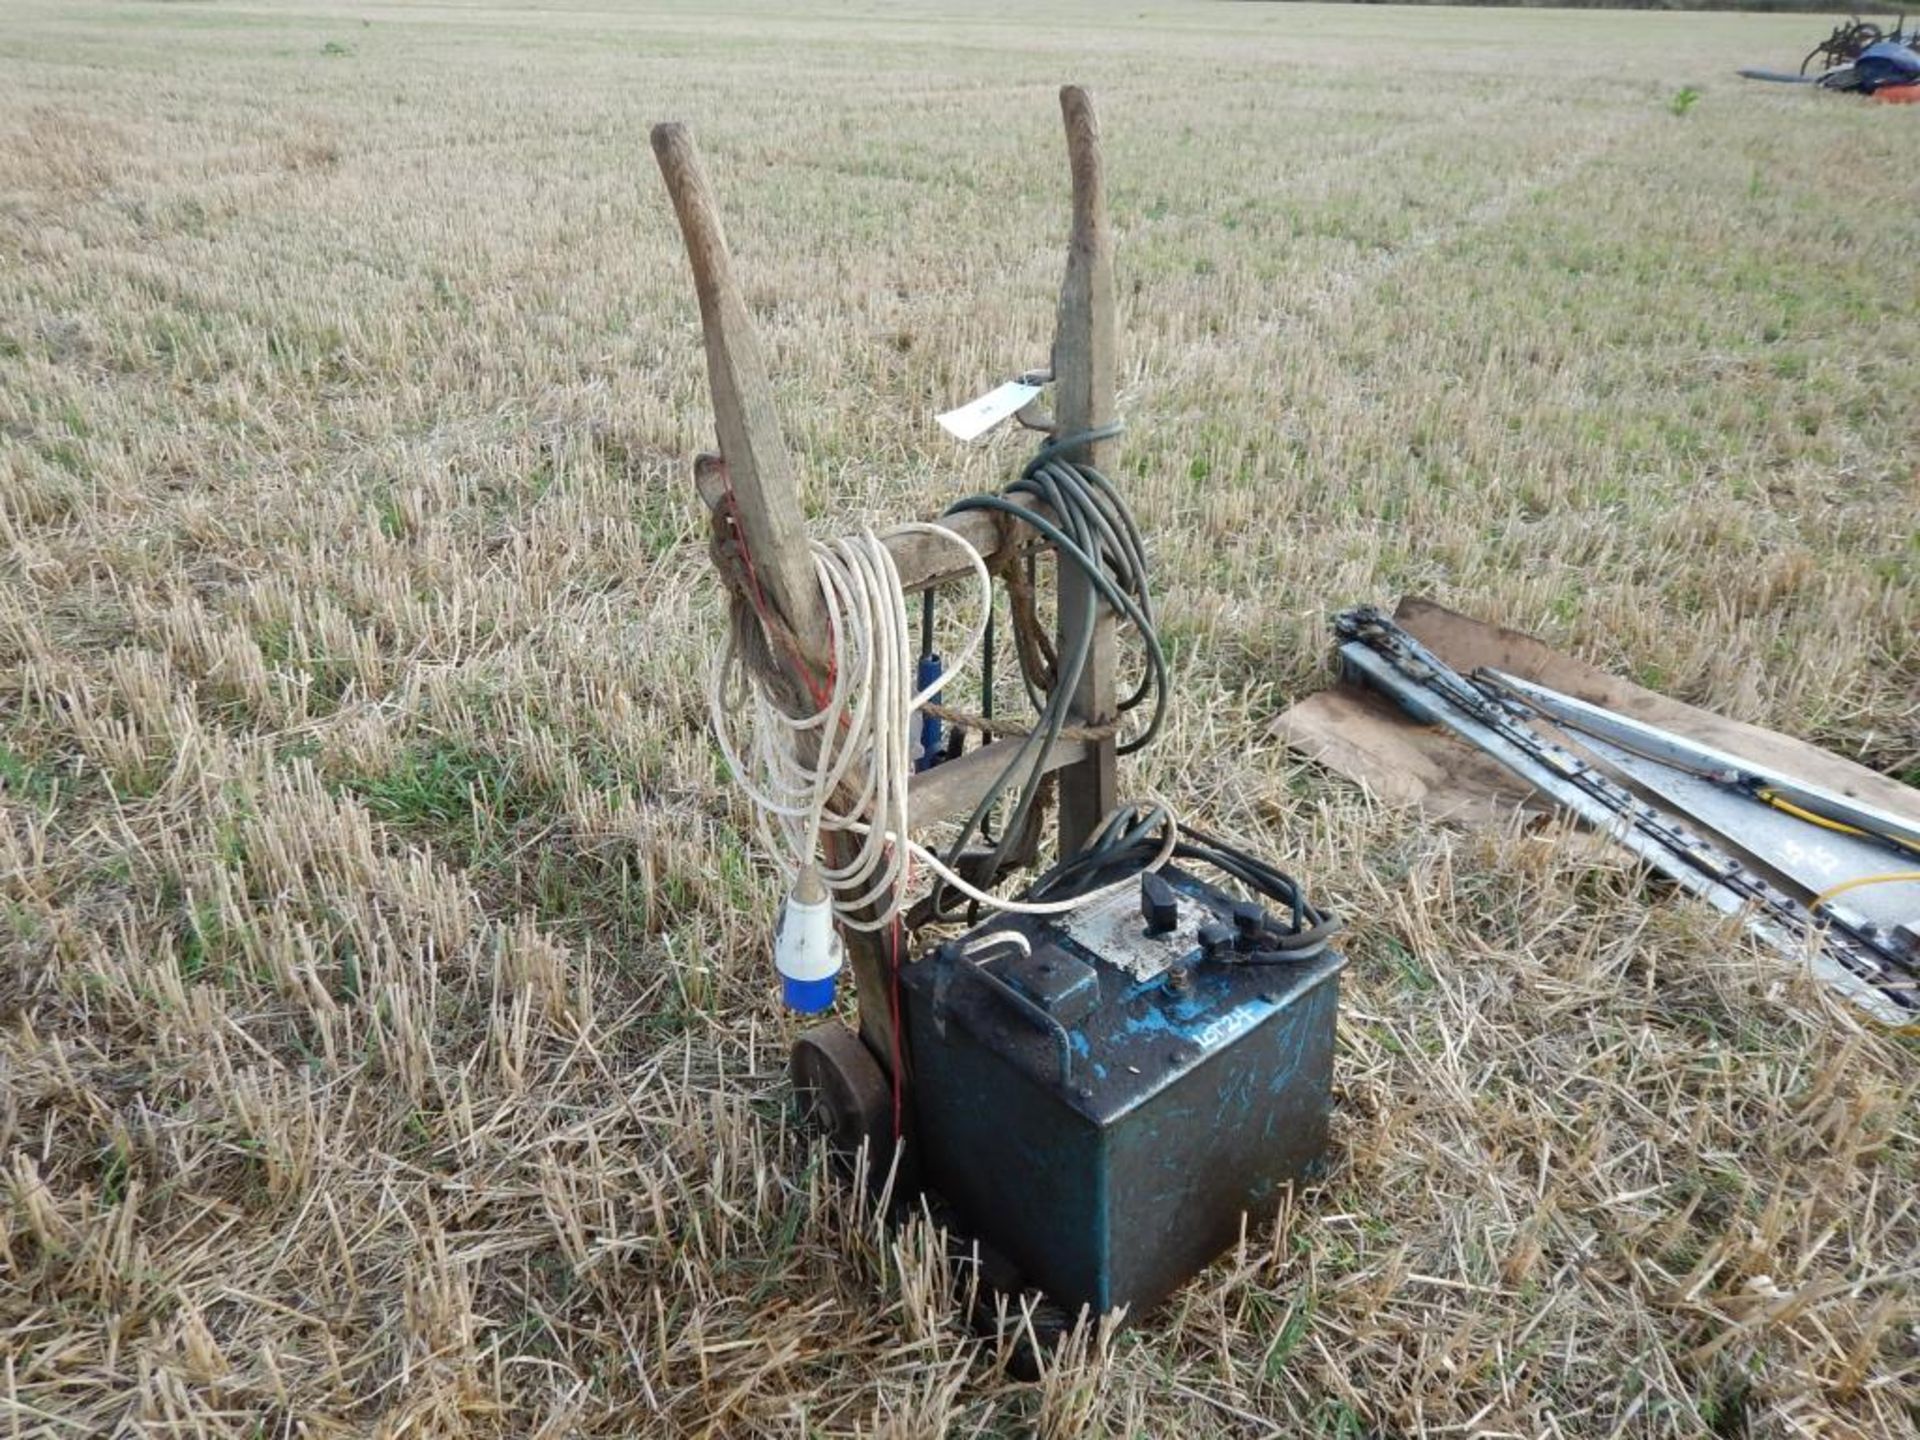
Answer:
[1481,670,1920,855]
[1331,609,1916,1023]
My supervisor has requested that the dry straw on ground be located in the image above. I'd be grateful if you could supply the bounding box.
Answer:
[2,1,1916,1435]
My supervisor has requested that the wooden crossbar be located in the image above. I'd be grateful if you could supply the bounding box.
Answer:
[908,733,1089,832]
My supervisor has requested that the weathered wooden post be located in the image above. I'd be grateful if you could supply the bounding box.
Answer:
[651,122,904,1129]
[1050,86,1119,857]
[650,123,828,671]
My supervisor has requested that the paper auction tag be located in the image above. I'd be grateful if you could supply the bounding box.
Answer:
[936,379,1043,442]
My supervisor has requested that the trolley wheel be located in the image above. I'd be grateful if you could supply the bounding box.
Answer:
[789,1022,892,1161]
[937,1223,1074,1382]
[1005,1293,1076,1382]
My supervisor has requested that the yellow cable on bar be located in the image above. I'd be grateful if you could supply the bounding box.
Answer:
[1758,788,1920,859]
[1758,789,1868,837]
[1809,871,1920,913]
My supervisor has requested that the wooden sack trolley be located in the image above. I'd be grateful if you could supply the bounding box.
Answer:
[651,87,1124,1159]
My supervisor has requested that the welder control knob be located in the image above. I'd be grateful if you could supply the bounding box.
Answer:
[1198,920,1234,959]
[1232,901,1267,952]
[1140,872,1179,936]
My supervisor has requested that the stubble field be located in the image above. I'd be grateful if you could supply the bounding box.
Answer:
[2,1,1917,1435]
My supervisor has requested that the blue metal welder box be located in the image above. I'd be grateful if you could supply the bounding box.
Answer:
[901,868,1344,1318]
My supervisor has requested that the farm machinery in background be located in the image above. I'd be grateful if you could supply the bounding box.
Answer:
[1802,13,1917,73]
[1740,14,1920,96]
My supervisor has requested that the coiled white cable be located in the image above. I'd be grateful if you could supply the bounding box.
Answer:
[709,522,1174,929]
